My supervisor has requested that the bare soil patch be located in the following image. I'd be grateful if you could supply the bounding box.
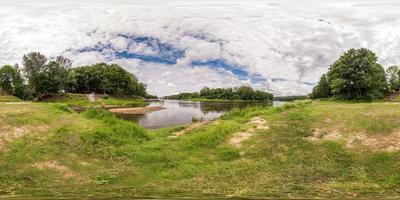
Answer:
[0,125,48,150]
[228,117,269,147]
[308,128,400,152]
[169,121,213,139]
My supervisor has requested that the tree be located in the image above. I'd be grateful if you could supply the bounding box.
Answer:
[43,56,73,93]
[68,63,148,97]
[22,52,48,96]
[166,86,273,101]
[310,74,331,99]
[0,65,24,96]
[236,86,255,100]
[326,48,387,99]
[386,66,400,92]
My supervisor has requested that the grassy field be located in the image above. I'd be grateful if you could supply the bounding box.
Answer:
[0,95,23,102]
[0,95,400,199]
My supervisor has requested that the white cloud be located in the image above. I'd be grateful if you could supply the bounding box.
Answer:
[0,0,399,96]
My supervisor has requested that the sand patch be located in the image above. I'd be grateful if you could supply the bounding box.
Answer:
[228,117,269,147]
[308,128,400,152]
[248,117,270,130]
[109,106,165,115]
[33,161,77,179]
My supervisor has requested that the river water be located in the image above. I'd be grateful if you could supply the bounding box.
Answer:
[116,100,282,129]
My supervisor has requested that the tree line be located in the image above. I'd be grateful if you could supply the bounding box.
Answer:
[311,48,400,100]
[164,86,273,101]
[0,52,150,100]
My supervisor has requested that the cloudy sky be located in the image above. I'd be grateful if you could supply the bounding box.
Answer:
[0,0,399,96]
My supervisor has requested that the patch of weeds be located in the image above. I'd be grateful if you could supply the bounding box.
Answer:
[52,104,74,113]
[218,147,240,161]
[184,122,241,149]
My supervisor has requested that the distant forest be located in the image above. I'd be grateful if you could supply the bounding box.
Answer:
[0,52,154,100]
[164,86,273,101]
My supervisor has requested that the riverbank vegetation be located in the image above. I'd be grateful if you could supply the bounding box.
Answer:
[164,86,273,101]
[311,48,400,100]
[0,52,154,101]
[40,93,147,107]
[1,94,400,198]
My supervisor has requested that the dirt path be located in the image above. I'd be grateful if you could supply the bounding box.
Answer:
[228,117,269,147]
[169,121,213,139]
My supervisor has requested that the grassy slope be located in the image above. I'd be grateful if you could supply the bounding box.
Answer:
[0,95,23,102]
[0,96,400,198]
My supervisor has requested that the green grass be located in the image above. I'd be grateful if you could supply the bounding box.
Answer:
[0,95,23,102]
[0,99,400,198]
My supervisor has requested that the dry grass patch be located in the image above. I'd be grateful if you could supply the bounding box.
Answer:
[0,125,49,150]
[33,161,80,179]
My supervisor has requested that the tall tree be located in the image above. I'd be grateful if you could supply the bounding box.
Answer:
[22,52,47,96]
[386,66,400,92]
[0,65,24,96]
[310,74,331,99]
[55,56,73,92]
[44,56,73,93]
[326,48,387,99]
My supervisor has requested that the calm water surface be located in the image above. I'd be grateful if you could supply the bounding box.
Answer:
[117,100,282,129]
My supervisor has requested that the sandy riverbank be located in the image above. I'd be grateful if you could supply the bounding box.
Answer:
[108,106,165,115]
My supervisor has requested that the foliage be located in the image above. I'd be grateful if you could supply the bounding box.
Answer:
[386,66,400,92]
[0,65,24,97]
[68,63,147,97]
[274,95,308,101]
[165,86,273,101]
[311,48,388,100]
[310,74,331,99]
[5,52,151,100]
[22,52,48,97]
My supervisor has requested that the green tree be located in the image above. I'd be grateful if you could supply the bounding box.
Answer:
[0,65,24,96]
[68,63,148,97]
[310,74,331,99]
[43,56,73,93]
[22,52,48,97]
[386,66,400,92]
[326,48,387,99]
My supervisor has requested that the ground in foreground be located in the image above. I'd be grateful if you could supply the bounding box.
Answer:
[0,96,400,199]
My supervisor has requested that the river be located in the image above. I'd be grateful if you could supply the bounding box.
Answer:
[116,100,283,129]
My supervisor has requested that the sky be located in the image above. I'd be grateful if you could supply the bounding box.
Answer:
[0,0,399,96]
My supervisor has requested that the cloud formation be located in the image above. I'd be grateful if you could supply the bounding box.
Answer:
[0,0,399,96]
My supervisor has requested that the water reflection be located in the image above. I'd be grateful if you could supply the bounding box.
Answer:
[116,100,276,129]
